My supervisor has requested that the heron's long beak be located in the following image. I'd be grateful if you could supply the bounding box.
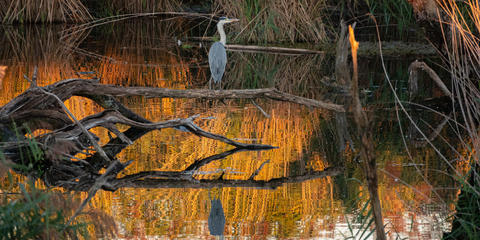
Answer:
[225,18,239,23]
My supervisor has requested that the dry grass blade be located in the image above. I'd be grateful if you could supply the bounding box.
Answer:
[102,0,181,14]
[0,0,92,23]
[214,0,327,43]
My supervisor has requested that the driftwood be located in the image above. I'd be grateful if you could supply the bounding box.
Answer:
[0,78,344,115]
[408,60,452,100]
[0,68,349,226]
[0,75,346,195]
[226,44,324,55]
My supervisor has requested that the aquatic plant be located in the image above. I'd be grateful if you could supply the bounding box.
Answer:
[0,128,120,239]
[0,179,90,239]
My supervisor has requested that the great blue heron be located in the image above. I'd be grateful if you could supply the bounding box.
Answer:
[208,17,239,89]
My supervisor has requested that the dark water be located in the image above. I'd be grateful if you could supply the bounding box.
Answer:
[0,18,460,239]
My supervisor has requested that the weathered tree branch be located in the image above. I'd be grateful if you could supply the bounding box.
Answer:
[0,78,344,114]
[408,60,452,99]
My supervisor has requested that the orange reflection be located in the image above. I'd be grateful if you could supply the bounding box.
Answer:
[0,22,460,239]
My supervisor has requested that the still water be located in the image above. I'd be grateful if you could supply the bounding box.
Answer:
[0,19,461,239]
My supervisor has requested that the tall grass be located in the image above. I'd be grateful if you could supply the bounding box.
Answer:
[431,0,480,237]
[362,0,417,40]
[371,0,414,30]
[0,181,88,239]
[0,0,92,23]
[85,0,181,17]
[214,0,328,43]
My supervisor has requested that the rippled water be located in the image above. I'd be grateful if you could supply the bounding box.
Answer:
[0,19,459,239]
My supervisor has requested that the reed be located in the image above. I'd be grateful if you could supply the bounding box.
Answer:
[214,0,327,43]
[87,0,181,16]
[362,0,416,40]
[434,0,480,238]
[0,0,92,23]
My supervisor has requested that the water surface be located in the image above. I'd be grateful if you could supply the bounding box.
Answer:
[0,19,460,239]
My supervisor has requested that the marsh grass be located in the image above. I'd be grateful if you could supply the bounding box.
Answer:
[434,0,480,237]
[214,0,328,43]
[342,193,376,240]
[0,134,88,239]
[0,0,92,23]
[85,0,182,17]
[443,167,480,239]
[0,180,89,239]
[362,0,416,40]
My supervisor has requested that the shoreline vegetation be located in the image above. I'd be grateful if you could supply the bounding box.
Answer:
[0,0,479,239]
[0,0,435,42]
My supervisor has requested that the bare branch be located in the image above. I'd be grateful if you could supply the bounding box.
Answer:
[249,160,270,180]
[408,60,452,99]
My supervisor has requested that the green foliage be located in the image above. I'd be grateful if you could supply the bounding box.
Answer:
[363,0,416,40]
[443,169,480,239]
[342,186,376,240]
[9,125,45,177]
[0,133,88,239]
[0,181,88,240]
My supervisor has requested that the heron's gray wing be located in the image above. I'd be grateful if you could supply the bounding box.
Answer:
[208,42,227,83]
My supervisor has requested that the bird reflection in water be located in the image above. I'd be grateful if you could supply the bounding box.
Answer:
[208,190,225,239]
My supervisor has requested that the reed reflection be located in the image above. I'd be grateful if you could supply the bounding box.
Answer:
[0,19,463,239]
[0,24,89,105]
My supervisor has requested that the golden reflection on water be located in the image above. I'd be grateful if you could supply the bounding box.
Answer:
[0,22,460,239]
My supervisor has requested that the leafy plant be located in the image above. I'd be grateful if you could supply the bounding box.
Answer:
[342,187,376,240]
[0,128,88,239]
[443,168,480,239]
[0,180,88,240]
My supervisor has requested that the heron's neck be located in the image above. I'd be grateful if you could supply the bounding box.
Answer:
[217,22,226,45]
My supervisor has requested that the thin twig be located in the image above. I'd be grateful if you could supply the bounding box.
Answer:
[251,100,270,118]
[23,76,112,163]
[249,160,270,180]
